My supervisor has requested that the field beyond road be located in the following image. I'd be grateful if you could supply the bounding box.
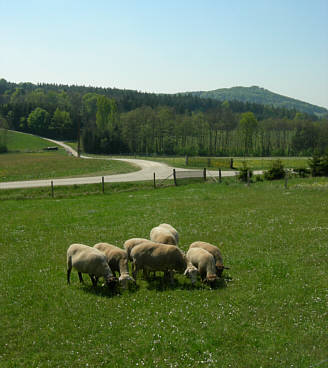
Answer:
[1,178,327,367]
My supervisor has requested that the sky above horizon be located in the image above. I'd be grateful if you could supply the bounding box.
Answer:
[1,0,327,108]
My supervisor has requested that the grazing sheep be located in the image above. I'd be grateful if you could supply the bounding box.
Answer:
[186,247,219,284]
[150,226,177,245]
[123,238,151,262]
[158,223,179,244]
[94,242,135,288]
[130,241,189,284]
[189,241,228,277]
[67,243,117,288]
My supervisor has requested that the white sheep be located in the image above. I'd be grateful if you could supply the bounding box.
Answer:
[93,242,135,288]
[67,243,117,288]
[189,241,228,277]
[150,225,177,245]
[130,241,197,284]
[123,238,152,262]
[158,223,179,244]
[186,247,219,284]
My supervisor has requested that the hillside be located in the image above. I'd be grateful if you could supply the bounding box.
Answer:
[183,86,328,117]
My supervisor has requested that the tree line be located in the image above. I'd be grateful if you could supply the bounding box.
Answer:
[0,78,327,156]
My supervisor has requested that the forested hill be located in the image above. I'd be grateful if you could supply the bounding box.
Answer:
[1,78,327,157]
[182,86,328,117]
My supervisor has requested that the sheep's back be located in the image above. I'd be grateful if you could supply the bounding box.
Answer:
[131,242,185,271]
[68,244,109,277]
[150,227,177,245]
[190,241,223,265]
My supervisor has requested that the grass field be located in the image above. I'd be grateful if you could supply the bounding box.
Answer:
[6,130,58,152]
[0,131,139,182]
[1,177,327,367]
[0,152,139,182]
[132,155,310,170]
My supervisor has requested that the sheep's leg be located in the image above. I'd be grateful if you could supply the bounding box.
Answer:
[67,268,71,284]
[67,256,72,284]
[169,270,175,285]
[89,274,97,287]
[78,272,84,283]
[132,263,139,280]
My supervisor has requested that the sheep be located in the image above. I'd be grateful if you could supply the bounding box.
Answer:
[150,225,177,245]
[123,238,151,262]
[186,247,219,284]
[157,223,179,244]
[67,243,117,288]
[130,241,196,284]
[93,242,135,288]
[189,241,228,277]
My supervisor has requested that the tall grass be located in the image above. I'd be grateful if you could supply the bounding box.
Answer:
[1,178,327,367]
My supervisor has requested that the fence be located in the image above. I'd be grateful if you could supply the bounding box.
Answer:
[185,156,234,169]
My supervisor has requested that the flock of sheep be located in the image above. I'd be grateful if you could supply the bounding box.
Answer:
[67,223,229,290]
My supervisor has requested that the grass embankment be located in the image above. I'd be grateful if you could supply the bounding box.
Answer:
[1,178,327,367]
[0,131,139,182]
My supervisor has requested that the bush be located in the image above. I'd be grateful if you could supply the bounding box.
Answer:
[264,159,285,180]
[293,167,310,178]
[238,161,253,182]
[308,151,328,177]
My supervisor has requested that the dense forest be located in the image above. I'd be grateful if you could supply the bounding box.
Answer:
[0,78,327,156]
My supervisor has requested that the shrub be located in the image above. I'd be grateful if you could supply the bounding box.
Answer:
[308,152,322,177]
[293,167,310,178]
[264,159,285,180]
[238,161,253,182]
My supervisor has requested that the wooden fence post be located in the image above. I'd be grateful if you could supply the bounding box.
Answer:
[203,167,207,181]
[51,181,54,198]
[173,169,177,186]
[219,168,222,183]
[102,176,105,193]
[153,172,156,189]
[284,171,288,189]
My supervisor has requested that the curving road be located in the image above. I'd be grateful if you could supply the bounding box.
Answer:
[0,137,254,189]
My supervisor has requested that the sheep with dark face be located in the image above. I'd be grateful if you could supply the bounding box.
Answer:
[150,225,178,246]
[94,242,135,288]
[130,241,197,284]
[189,241,228,277]
[186,247,219,285]
[67,243,117,288]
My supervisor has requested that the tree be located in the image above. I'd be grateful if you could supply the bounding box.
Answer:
[0,115,8,153]
[239,112,258,155]
[27,107,50,135]
[50,108,73,138]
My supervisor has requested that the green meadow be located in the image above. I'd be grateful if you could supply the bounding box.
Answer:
[0,131,138,182]
[1,177,327,367]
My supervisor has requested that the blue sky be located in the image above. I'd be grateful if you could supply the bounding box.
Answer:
[1,0,327,108]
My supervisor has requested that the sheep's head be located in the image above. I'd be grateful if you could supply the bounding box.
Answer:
[184,265,199,284]
[216,262,229,277]
[105,276,118,289]
[205,274,219,284]
[119,273,135,289]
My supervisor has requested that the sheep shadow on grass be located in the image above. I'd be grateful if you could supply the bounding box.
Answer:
[143,274,230,292]
[78,279,140,297]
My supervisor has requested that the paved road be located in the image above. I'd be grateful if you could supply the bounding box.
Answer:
[1,137,258,189]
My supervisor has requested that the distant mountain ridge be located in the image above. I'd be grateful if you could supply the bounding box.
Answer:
[181,86,327,117]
